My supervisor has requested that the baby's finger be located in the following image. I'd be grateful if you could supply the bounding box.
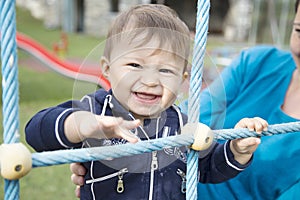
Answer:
[253,117,268,132]
[238,137,261,147]
[234,137,261,154]
[117,119,141,143]
[120,119,141,131]
[97,116,124,131]
[235,118,255,131]
[119,130,140,143]
[252,120,264,133]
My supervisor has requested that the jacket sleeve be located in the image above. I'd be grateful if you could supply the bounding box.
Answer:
[25,96,96,152]
[198,141,251,183]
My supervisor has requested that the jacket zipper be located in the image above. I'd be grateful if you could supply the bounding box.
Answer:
[117,171,125,193]
[148,118,160,200]
[86,168,128,188]
[177,168,187,193]
[149,151,158,200]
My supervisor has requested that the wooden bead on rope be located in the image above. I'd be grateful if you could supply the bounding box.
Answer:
[0,143,32,180]
[181,122,214,151]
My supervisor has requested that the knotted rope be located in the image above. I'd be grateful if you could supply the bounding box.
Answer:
[0,0,20,199]
[187,0,210,199]
[215,121,300,140]
[0,0,211,199]
[2,1,300,200]
[30,122,300,168]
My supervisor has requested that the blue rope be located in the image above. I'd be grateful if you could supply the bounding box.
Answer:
[4,1,299,200]
[30,121,300,168]
[32,134,194,167]
[0,0,20,199]
[0,0,210,199]
[187,0,210,199]
[188,0,210,123]
[215,121,300,140]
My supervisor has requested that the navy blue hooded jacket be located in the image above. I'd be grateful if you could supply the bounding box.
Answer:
[25,89,250,200]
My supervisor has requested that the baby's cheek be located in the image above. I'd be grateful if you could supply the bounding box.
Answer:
[162,78,182,94]
[162,89,177,107]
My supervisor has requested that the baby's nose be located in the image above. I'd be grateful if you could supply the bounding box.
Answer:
[140,71,159,86]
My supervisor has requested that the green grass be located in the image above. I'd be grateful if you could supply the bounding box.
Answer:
[0,70,80,200]
[0,6,106,200]
[21,165,75,199]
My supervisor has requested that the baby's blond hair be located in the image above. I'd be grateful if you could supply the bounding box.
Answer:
[103,4,191,68]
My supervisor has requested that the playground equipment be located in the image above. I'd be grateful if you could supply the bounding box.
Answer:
[1,0,300,200]
[0,0,210,199]
[16,32,110,90]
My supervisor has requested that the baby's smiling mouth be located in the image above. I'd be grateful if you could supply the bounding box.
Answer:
[133,92,162,103]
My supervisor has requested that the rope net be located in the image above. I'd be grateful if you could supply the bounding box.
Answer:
[1,1,300,200]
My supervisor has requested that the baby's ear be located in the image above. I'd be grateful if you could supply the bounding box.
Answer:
[100,56,110,78]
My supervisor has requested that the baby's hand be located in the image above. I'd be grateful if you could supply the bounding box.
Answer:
[65,111,141,144]
[230,117,268,165]
[85,115,141,143]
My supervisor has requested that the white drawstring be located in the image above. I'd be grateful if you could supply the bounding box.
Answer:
[100,95,113,116]
[128,113,150,140]
[172,104,184,131]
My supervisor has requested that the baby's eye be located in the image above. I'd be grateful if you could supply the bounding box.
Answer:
[159,69,174,74]
[295,28,300,32]
[128,63,141,68]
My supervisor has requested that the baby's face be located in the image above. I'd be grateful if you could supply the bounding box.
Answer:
[103,39,186,120]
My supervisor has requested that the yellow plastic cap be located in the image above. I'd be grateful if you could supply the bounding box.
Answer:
[0,143,32,180]
[181,122,214,151]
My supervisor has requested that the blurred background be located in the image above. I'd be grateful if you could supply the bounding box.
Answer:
[17,0,295,45]
[0,0,296,199]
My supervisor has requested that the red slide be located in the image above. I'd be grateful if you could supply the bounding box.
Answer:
[16,32,111,90]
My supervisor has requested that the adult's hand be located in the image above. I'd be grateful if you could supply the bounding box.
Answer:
[70,163,86,198]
